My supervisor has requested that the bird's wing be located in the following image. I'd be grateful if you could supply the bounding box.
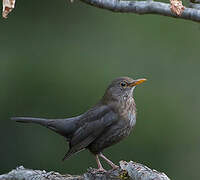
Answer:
[63,105,118,160]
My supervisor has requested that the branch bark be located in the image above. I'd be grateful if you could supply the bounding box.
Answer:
[0,161,170,180]
[79,0,200,23]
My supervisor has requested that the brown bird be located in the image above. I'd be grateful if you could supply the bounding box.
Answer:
[12,77,146,171]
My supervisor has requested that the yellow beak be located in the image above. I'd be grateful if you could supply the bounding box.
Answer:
[129,78,147,87]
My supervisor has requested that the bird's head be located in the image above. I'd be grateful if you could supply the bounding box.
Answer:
[103,77,146,103]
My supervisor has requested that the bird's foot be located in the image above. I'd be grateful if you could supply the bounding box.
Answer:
[95,168,107,172]
[111,165,119,170]
[98,153,119,170]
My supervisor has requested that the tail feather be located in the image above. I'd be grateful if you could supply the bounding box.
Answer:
[11,117,49,126]
[62,148,84,161]
[12,116,79,140]
[12,116,84,161]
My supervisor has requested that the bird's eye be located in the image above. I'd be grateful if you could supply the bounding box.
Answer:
[120,81,127,88]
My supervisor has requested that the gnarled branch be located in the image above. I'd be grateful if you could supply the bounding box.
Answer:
[0,161,170,180]
[79,0,200,23]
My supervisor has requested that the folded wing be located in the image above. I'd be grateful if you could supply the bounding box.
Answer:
[63,104,118,160]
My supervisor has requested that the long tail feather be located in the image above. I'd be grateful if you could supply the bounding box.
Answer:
[11,117,49,126]
[12,116,79,140]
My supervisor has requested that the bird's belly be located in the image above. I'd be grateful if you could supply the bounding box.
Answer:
[88,119,135,154]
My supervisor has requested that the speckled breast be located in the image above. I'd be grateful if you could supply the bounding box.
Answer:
[120,96,136,128]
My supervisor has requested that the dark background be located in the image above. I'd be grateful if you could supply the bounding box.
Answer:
[1,0,200,179]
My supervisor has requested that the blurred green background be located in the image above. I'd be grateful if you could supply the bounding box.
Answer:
[1,0,200,179]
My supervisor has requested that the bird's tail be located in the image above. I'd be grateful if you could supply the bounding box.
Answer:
[12,116,78,140]
[11,117,50,126]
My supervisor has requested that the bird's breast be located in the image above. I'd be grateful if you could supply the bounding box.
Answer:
[117,97,136,128]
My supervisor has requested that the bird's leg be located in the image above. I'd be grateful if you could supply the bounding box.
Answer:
[99,153,119,169]
[95,154,106,172]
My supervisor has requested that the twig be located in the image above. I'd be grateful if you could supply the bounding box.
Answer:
[79,0,200,23]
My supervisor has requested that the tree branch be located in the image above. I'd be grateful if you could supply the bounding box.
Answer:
[0,161,170,180]
[79,0,200,23]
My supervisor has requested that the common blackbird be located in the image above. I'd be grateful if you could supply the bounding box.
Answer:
[12,77,146,171]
